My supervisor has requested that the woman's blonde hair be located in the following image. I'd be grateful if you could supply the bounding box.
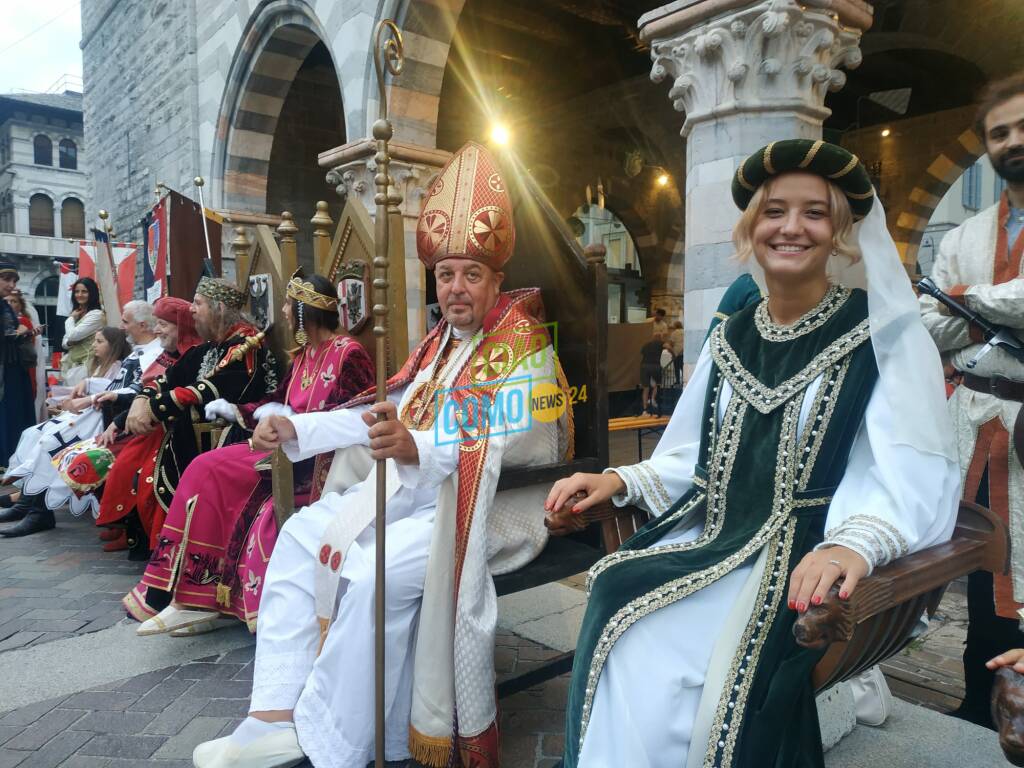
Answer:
[732,175,861,265]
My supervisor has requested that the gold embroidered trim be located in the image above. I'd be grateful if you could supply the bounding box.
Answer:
[706,521,796,767]
[763,142,777,176]
[846,188,876,200]
[798,140,825,168]
[797,358,849,490]
[736,165,755,192]
[828,155,859,179]
[577,399,803,751]
[586,388,746,591]
[753,284,849,342]
[710,318,870,415]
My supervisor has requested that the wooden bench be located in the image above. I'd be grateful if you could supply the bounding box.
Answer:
[608,415,671,462]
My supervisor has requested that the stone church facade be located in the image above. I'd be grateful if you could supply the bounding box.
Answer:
[81,0,1024,366]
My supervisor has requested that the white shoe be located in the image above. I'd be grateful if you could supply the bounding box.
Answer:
[850,665,893,726]
[193,726,305,768]
[137,605,221,636]
[170,616,234,637]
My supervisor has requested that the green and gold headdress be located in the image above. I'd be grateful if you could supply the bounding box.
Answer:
[196,276,247,310]
[732,139,875,220]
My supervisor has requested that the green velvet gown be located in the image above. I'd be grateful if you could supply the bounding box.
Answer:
[563,285,879,768]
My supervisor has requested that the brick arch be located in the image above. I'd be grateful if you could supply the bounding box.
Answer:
[600,192,661,278]
[213,1,337,211]
[378,0,468,146]
[890,127,986,266]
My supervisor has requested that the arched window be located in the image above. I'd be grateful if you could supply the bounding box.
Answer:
[33,135,52,166]
[29,194,54,237]
[58,139,78,170]
[61,198,85,239]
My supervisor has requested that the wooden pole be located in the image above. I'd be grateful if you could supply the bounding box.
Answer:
[276,212,299,279]
[95,209,123,319]
[371,19,403,768]
[193,176,216,277]
[311,201,334,277]
[231,226,251,292]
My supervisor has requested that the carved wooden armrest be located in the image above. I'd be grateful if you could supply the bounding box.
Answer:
[793,501,1007,649]
[994,667,1024,766]
[545,491,648,554]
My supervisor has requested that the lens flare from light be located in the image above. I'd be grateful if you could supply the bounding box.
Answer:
[881,128,891,137]
[490,123,511,146]
[657,174,670,187]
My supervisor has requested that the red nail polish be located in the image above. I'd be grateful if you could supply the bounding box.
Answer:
[787,600,795,610]
[811,596,822,606]
[839,591,848,600]
[796,601,806,612]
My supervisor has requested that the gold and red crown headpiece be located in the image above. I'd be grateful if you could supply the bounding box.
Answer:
[286,268,337,312]
[416,141,515,271]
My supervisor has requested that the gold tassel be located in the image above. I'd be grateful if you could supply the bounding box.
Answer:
[408,726,452,767]
[216,582,232,608]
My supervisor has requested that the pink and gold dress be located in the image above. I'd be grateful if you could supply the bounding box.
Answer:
[125,335,373,629]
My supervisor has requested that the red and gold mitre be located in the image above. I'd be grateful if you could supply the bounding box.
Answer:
[416,141,515,271]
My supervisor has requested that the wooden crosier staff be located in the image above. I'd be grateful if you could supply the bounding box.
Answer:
[371,18,403,768]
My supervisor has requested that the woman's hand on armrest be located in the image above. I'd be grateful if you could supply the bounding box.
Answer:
[787,545,869,613]
[544,472,626,535]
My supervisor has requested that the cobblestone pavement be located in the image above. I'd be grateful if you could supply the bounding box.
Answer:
[0,430,977,767]
[0,512,146,652]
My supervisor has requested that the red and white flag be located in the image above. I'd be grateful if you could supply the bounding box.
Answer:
[78,241,138,314]
[56,262,78,316]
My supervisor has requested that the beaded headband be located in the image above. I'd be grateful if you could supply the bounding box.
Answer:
[286,271,338,312]
[196,276,247,310]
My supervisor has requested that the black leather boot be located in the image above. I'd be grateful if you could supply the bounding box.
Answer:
[0,494,55,537]
[124,512,152,561]
[0,499,28,523]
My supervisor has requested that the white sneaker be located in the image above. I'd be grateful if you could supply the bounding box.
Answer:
[193,725,305,768]
[850,665,893,726]
[137,605,221,636]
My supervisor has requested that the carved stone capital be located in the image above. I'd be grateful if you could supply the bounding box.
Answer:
[644,0,869,136]
[322,139,450,219]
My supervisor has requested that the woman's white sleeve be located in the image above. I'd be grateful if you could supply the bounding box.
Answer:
[818,384,961,575]
[604,341,713,517]
[63,310,105,344]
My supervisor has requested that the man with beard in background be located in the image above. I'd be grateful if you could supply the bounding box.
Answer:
[920,71,1024,729]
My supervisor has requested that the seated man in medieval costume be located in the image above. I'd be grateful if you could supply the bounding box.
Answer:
[191,141,572,768]
[94,277,277,561]
[545,140,962,768]
[1,301,161,532]
[126,271,374,633]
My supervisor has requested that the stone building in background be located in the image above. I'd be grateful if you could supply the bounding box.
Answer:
[0,91,87,355]
[80,0,1024,369]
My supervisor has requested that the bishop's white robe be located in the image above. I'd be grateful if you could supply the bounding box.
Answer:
[252,325,567,768]
[578,340,960,768]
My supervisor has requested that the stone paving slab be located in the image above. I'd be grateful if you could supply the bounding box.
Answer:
[0,431,997,767]
[0,514,146,652]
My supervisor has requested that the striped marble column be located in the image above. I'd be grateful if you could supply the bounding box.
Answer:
[639,0,874,374]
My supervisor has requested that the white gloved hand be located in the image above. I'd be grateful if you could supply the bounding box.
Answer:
[204,398,237,423]
[253,402,294,421]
